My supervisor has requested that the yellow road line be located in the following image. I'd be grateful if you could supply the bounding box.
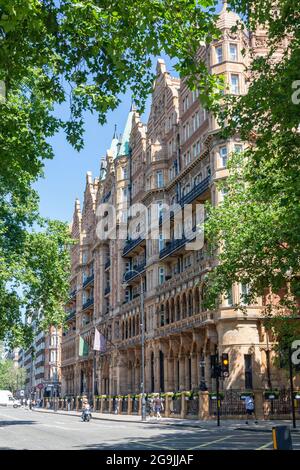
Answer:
[188,435,234,449]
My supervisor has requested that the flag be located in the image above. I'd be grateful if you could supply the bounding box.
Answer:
[79,336,89,356]
[93,328,107,353]
[93,328,100,351]
[99,332,107,353]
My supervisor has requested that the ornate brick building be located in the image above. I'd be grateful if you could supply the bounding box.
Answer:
[61,3,288,399]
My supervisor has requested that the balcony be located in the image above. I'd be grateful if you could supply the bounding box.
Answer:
[83,273,94,288]
[105,259,111,270]
[104,286,111,296]
[123,236,144,256]
[69,289,76,299]
[66,309,76,321]
[159,225,197,259]
[159,237,187,259]
[180,176,210,206]
[82,297,94,310]
[123,262,146,282]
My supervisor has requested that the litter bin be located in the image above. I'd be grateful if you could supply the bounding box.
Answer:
[272,426,293,450]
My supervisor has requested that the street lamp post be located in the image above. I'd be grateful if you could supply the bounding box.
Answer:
[123,270,146,421]
[140,275,146,422]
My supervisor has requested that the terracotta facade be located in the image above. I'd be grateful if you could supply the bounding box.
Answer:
[61,4,290,399]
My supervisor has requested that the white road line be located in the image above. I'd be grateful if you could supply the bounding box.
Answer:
[256,441,274,450]
[188,435,234,449]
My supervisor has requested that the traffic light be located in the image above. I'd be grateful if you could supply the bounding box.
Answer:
[221,353,229,377]
[210,354,218,378]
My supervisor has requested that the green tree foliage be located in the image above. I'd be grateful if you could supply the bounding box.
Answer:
[0,1,222,346]
[205,0,300,347]
[0,359,26,393]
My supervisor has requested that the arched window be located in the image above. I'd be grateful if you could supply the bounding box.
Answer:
[176,296,181,321]
[165,302,170,324]
[182,293,187,319]
[188,291,193,316]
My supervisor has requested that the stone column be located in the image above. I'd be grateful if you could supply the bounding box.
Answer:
[167,357,174,392]
[173,358,179,391]
[181,394,187,418]
[128,394,132,415]
[165,395,171,417]
[185,356,190,390]
[145,353,151,393]
[199,391,209,420]
[204,353,212,391]
[154,350,160,392]
[179,355,185,391]
[254,390,264,420]
[191,353,198,390]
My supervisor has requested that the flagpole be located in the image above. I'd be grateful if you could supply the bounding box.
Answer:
[93,350,96,398]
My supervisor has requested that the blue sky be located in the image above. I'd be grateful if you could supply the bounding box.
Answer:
[34,1,224,224]
[34,57,177,224]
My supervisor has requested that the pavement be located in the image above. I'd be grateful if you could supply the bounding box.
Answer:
[32,407,300,433]
[0,407,299,450]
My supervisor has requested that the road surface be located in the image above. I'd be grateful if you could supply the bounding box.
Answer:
[0,407,299,450]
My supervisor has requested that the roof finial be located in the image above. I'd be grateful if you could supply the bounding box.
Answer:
[130,100,136,112]
[113,124,117,139]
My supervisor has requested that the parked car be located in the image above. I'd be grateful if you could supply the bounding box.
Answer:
[0,390,14,406]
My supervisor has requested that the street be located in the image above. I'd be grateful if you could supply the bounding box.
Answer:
[0,408,300,450]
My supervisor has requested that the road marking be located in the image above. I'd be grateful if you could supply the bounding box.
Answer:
[256,441,274,450]
[134,440,176,451]
[188,435,234,449]
[40,423,83,431]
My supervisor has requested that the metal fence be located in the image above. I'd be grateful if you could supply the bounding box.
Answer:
[209,390,247,417]
[122,398,128,413]
[264,390,300,417]
[103,399,109,413]
[170,397,182,415]
[186,397,199,415]
[132,398,139,414]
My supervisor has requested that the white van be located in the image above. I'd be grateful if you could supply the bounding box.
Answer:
[0,390,14,406]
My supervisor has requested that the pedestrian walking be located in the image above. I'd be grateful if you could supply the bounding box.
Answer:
[114,397,119,414]
[153,394,164,420]
[244,395,258,424]
[146,397,154,419]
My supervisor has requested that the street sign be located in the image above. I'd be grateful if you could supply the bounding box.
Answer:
[37,383,44,390]
[20,390,24,397]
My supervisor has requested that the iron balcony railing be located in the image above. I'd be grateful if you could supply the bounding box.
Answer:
[69,289,76,299]
[66,309,76,321]
[159,227,196,259]
[82,273,94,288]
[180,176,210,206]
[158,177,210,227]
[123,262,146,282]
[82,297,94,310]
[123,236,143,255]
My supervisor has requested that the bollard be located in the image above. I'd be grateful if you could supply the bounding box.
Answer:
[272,426,293,450]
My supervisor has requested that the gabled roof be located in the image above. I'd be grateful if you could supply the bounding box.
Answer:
[117,104,136,157]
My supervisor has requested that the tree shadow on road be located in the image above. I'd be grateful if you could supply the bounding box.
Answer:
[0,420,37,428]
